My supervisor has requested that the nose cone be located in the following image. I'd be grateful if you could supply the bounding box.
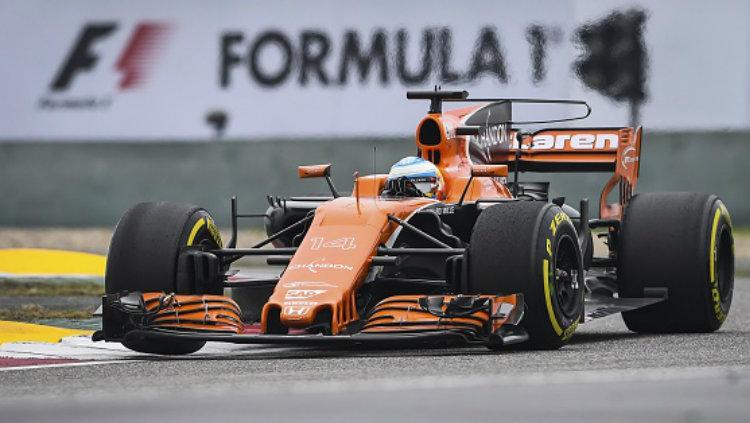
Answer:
[266,198,388,333]
[274,235,377,331]
[261,196,434,334]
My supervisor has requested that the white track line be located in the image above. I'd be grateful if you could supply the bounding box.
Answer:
[0,359,142,372]
[0,335,270,361]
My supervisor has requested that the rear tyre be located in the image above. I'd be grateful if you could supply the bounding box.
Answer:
[468,202,584,349]
[106,201,224,354]
[619,193,734,333]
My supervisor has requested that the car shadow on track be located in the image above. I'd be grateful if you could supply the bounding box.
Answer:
[133,330,653,362]
[138,346,496,362]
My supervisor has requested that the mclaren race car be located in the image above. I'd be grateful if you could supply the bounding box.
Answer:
[94,90,735,354]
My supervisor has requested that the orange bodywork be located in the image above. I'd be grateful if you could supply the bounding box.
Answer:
[471,164,509,178]
[260,102,642,334]
[415,113,514,202]
[362,294,521,334]
[599,127,643,219]
[298,163,332,178]
[141,292,243,334]
[263,197,433,333]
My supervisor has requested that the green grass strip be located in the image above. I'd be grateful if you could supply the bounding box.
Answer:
[0,280,103,297]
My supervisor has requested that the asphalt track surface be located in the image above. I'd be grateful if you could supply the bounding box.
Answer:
[1,279,749,423]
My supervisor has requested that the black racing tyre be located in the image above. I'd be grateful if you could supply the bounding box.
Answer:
[468,201,585,349]
[106,201,224,354]
[619,193,734,333]
[106,201,224,295]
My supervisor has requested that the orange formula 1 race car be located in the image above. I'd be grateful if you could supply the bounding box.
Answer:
[95,90,735,354]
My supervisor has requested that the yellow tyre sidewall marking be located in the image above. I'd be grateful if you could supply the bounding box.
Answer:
[709,208,721,283]
[542,258,563,336]
[187,217,206,246]
[186,216,223,247]
[545,210,580,340]
[205,217,223,247]
[709,203,731,322]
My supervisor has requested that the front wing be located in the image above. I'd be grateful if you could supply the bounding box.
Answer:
[95,290,666,350]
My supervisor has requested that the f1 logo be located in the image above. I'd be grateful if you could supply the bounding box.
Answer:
[51,24,117,91]
[50,22,170,91]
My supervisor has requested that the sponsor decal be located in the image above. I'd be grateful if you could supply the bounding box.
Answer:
[283,301,318,307]
[561,318,580,341]
[528,133,619,150]
[471,132,619,151]
[310,237,357,251]
[283,306,311,318]
[287,258,354,274]
[284,290,327,300]
[621,145,639,170]
[548,210,571,237]
[39,21,171,110]
[431,205,456,215]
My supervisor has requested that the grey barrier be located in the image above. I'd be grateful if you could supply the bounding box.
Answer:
[0,131,747,227]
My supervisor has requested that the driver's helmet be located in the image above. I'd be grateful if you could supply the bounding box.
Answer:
[382,156,444,198]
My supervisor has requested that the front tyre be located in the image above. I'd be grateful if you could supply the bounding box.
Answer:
[468,202,584,349]
[105,201,224,354]
[619,193,734,333]
[106,201,224,296]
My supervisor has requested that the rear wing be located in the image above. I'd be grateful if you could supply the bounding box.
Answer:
[487,127,642,219]
[406,90,642,220]
[465,126,642,220]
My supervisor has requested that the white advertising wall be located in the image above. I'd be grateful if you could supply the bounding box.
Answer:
[0,0,748,140]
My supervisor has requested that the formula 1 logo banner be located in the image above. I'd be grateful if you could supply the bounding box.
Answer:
[41,22,170,110]
[0,0,742,139]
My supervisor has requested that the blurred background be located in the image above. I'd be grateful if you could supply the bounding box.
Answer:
[0,0,748,254]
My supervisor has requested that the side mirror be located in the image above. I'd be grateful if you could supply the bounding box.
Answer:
[298,164,332,179]
[298,164,339,198]
[471,164,508,178]
[459,165,509,206]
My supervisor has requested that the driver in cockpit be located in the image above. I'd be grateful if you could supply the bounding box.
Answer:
[381,156,444,199]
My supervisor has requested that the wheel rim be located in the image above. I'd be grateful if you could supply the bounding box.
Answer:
[553,235,582,319]
[716,226,734,303]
